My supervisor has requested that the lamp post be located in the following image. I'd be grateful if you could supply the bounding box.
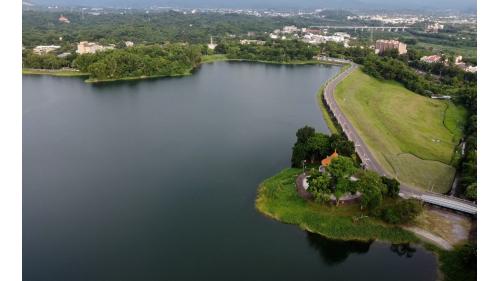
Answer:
[303,160,306,173]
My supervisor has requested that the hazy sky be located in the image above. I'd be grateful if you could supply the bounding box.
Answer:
[31,0,477,11]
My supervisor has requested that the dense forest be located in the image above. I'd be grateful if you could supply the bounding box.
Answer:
[216,40,318,62]
[22,51,74,69]
[75,44,202,80]
[22,10,340,47]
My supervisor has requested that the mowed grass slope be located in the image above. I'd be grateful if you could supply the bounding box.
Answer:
[334,69,466,193]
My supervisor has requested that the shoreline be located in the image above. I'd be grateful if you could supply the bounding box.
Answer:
[22,68,89,77]
[256,168,421,244]
[83,70,194,84]
[22,55,341,83]
[254,167,472,281]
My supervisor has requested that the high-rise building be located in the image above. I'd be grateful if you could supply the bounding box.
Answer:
[375,39,407,55]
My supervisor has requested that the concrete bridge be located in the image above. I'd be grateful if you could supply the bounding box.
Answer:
[319,59,477,215]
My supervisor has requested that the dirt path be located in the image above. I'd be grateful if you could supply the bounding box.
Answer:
[404,227,453,250]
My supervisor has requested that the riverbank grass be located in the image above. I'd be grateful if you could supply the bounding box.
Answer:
[334,69,467,193]
[201,54,335,66]
[84,70,193,83]
[315,63,351,135]
[22,68,89,77]
[316,84,339,134]
[201,54,228,63]
[256,168,418,243]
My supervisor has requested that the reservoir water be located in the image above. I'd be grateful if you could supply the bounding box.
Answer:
[23,62,437,281]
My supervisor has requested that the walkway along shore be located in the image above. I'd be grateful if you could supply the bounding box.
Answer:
[314,59,476,215]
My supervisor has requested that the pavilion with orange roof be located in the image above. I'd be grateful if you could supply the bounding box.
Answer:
[321,150,339,167]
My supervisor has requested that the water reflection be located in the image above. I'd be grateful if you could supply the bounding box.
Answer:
[306,232,373,265]
[390,243,417,258]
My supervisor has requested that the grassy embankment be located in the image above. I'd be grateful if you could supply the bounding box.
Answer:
[22,68,89,77]
[314,63,351,134]
[256,168,475,281]
[334,69,467,193]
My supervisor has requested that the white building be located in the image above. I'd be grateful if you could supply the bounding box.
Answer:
[76,41,114,54]
[334,32,351,40]
[240,39,266,45]
[303,33,344,45]
[269,33,279,39]
[57,52,71,58]
[125,41,134,47]
[465,66,477,73]
[426,22,444,33]
[33,45,60,55]
[282,25,299,33]
[207,36,217,50]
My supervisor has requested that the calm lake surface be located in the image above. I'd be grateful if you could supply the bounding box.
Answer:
[23,62,437,281]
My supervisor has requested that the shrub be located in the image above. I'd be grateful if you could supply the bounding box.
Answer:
[381,176,400,198]
[378,199,423,224]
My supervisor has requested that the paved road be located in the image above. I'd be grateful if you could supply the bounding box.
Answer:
[321,60,477,215]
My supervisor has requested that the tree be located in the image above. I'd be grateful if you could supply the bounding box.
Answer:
[291,126,315,168]
[357,171,387,210]
[291,127,333,167]
[379,199,423,224]
[307,133,331,162]
[308,171,333,204]
[329,134,355,157]
[465,183,477,201]
[333,177,355,206]
[381,176,400,198]
[326,156,357,183]
[295,126,315,143]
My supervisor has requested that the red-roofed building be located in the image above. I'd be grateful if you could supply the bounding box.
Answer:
[59,15,70,24]
[321,150,339,167]
[420,55,442,64]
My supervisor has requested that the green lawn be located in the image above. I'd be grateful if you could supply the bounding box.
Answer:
[256,168,418,243]
[334,69,467,193]
[415,42,477,59]
[201,54,228,63]
[22,68,89,77]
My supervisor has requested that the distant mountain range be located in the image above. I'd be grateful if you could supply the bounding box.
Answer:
[25,0,477,12]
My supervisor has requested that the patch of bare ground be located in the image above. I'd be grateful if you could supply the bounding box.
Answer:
[409,207,472,249]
